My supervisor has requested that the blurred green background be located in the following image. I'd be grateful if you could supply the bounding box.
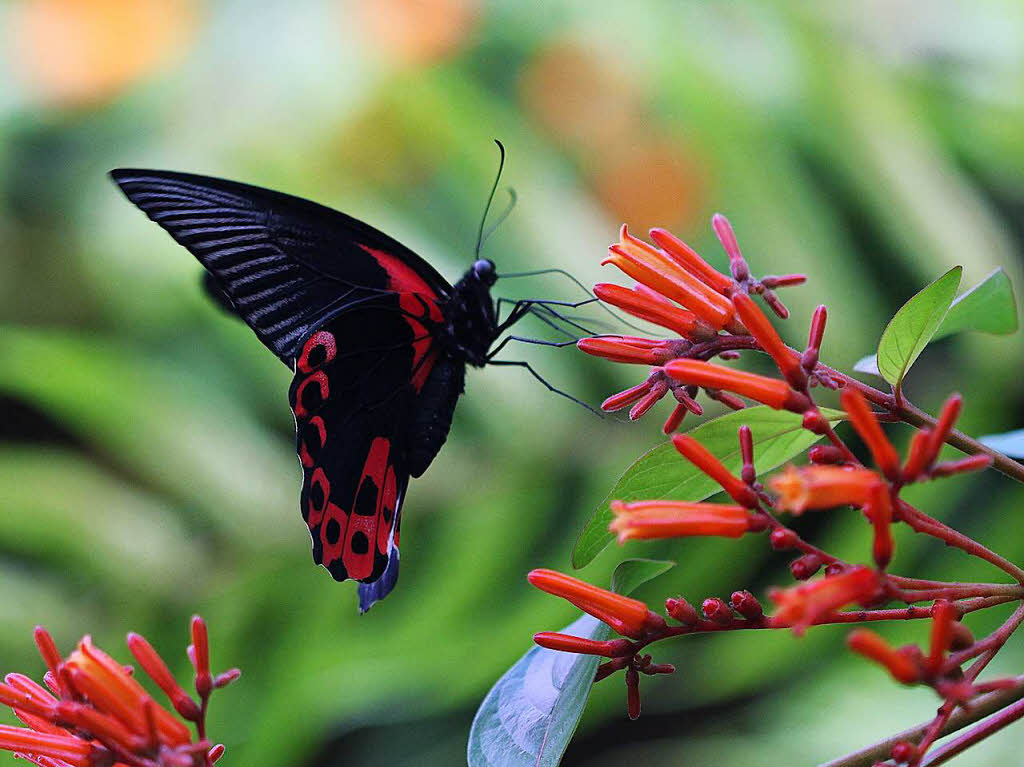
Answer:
[1,1,1024,765]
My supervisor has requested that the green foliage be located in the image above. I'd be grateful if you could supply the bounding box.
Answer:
[467,559,673,767]
[572,408,844,569]
[876,266,962,387]
[934,268,1018,340]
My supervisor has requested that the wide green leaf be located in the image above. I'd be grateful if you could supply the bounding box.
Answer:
[571,407,843,569]
[933,268,1018,340]
[876,266,962,387]
[467,559,674,767]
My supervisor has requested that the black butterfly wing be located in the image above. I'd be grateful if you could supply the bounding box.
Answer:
[110,168,453,365]
[291,293,456,612]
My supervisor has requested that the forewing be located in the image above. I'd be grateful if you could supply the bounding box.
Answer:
[110,168,452,365]
[289,295,444,610]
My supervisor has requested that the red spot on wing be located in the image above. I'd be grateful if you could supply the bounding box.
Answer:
[377,465,399,555]
[344,437,390,580]
[293,371,329,418]
[399,292,442,392]
[307,467,330,527]
[297,331,337,373]
[299,416,327,468]
[320,502,349,566]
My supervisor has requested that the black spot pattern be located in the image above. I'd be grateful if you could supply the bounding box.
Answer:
[354,478,379,516]
[351,531,369,554]
[325,518,342,545]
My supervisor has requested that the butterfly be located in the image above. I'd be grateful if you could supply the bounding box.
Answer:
[110,164,547,612]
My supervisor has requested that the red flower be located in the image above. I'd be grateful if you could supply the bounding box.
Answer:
[648,227,734,295]
[768,465,884,514]
[577,335,684,365]
[609,500,755,542]
[593,283,715,340]
[664,359,810,413]
[0,618,238,767]
[731,292,804,387]
[603,225,738,330]
[528,569,664,639]
[840,388,901,479]
[532,633,633,657]
[847,629,921,684]
[769,566,883,634]
[671,434,759,508]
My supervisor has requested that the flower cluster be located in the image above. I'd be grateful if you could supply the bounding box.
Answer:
[529,217,1024,766]
[0,617,238,767]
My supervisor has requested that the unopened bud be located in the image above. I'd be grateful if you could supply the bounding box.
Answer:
[790,553,823,580]
[730,590,764,621]
[665,597,698,625]
[702,597,733,625]
[770,528,799,550]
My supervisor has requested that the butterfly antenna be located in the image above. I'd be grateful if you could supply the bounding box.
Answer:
[475,139,507,258]
[497,267,652,334]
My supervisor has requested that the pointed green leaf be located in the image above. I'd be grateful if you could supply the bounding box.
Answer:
[467,559,673,767]
[934,268,1018,340]
[571,407,843,569]
[876,266,962,387]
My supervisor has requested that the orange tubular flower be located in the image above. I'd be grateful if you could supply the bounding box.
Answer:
[648,227,735,295]
[671,434,759,507]
[528,569,663,639]
[609,500,753,542]
[847,629,921,684]
[532,632,633,657]
[593,283,714,340]
[770,566,883,635]
[928,600,957,674]
[603,225,737,330]
[731,292,804,385]
[578,335,682,365]
[0,621,237,767]
[840,389,901,479]
[664,359,810,413]
[768,465,884,514]
[865,481,894,570]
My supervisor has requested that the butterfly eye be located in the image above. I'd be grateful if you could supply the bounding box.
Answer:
[473,259,497,286]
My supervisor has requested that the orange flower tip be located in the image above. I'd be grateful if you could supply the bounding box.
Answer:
[533,632,634,657]
[768,465,883,514]
[846,629,920,684]
[647,227,734,295]
[527,569,652,639]
[731,293,803,383]
[841,389,900,478]
[33,627,61,673]
[670,434,759,508]
[664,358,808,413]
[771,567,882,633]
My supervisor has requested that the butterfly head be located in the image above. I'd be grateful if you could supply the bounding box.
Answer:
[472,258,498,288]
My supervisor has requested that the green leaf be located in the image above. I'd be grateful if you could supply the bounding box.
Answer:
[979,429,1024,459]
[571,407,844,569]
[467,559,673,767]
[934,268,1018,340]
[876,266,962,387]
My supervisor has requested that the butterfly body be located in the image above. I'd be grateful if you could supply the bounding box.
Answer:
[111,169,514,611]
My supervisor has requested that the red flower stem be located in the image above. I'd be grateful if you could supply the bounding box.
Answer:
[920,691,1024,766]
[890,584,1024,602]
[898,502,1024,583]
[945,602,1024,670]
[818,678,1024,767]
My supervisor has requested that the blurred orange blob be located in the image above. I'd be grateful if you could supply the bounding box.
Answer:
[358,0,480,66]
[519,42,639,149]
[8,0,195,109]
[592,136,705,233]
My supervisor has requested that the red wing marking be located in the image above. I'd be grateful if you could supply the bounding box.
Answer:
[299,416,327,468]
[377,465,399,555]
[359,243,440,298]
[307,468,330,527]
[297,331,337,373]
[293,371,329,418]
[320,502,349,567]
[398,292,443,392]
[343,437,390,580]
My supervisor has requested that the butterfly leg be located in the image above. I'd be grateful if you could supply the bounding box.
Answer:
[486,359,602,416]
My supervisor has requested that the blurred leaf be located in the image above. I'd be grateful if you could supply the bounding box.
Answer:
[978,429,1024,459]
[467,559,673,767]
[934,268,1018,340]
[876,266,961,387]
[853,355,881,377]
[572,407,844,568]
